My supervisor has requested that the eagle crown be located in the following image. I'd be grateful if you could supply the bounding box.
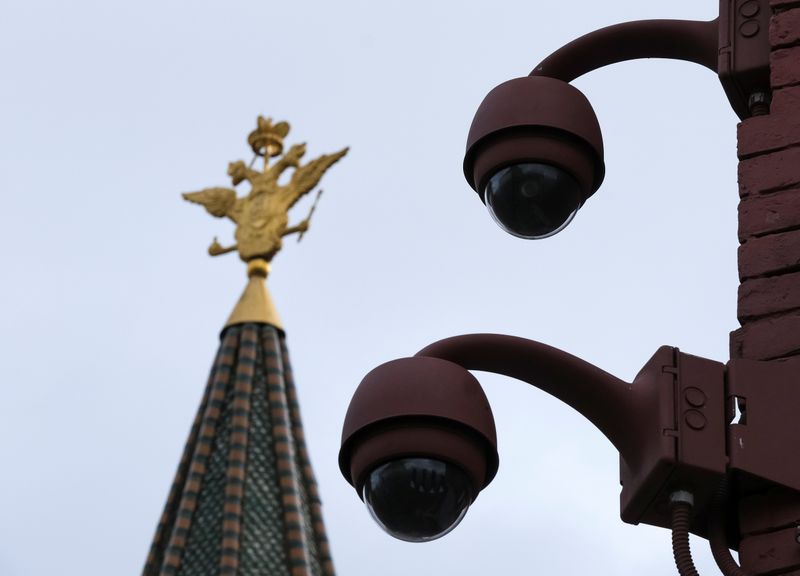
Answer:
[182,117,348,262]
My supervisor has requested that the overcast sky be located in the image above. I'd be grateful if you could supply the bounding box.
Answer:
[1,1,740,574]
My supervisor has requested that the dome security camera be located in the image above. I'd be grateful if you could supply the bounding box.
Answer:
[463,76,605,239]
[338,356,499,542]
[362,457,474,542]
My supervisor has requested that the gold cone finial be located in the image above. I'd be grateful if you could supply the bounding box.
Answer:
[224,258,282,329]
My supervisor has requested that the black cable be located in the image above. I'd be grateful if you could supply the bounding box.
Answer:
[708,477,750,576]
[671,492,701,576]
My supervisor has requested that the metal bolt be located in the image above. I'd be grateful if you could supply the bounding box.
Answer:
[748,92,771,116]
[670,490,695,507]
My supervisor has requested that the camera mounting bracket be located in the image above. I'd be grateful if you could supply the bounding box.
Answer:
[718,0,772,119]
[529,0,771,119]
[621,348,800,543]
[619,347,727,539]
[727,357,800,494]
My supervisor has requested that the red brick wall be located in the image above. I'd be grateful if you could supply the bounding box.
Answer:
[732,2,800,361]
[734,6,800,574]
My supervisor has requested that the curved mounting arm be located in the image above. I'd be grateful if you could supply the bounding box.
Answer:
[415,333,640,462]
[530,18,719,82]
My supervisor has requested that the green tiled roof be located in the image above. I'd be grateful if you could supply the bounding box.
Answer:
[144,324,334,576]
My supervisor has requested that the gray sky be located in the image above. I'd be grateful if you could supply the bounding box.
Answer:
[1,1,740,574]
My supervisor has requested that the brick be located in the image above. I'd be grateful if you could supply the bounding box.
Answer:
[739,146,800,195]
[771,7,800,47]
[772,85,800,113]
[738,269,800,319]
[739,187,800,240]
[738,227,800,279]
[738,114,800,157]
[731,311,800,359]
[772,46,800,88]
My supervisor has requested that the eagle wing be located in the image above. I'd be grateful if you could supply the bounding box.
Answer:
[182,187,237,218]
[277,147,348,211]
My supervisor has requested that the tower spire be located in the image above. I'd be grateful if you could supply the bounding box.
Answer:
[144,117,347,575]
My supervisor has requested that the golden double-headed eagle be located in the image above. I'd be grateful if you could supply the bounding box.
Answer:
[183,116,348,261]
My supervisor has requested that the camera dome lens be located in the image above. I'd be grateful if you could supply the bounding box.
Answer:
[363,458,473,542]
[484,163,582,239]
